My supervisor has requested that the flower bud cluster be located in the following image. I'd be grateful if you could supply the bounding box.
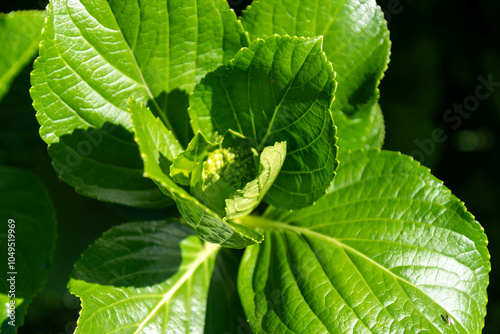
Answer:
[203,147,257,189]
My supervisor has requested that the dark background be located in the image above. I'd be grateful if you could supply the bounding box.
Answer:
[0,0,498,333]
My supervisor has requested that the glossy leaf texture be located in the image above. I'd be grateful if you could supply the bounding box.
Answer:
[69,221,220,333]
[0,10,45,102]
[129,98,264,248]
[238,150,490,334]
[30,0,247,207]
[190,35,338,210]
[0,167,57,333]
[240,0,390,152]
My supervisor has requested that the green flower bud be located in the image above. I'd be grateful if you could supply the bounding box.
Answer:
[203,147,257,189]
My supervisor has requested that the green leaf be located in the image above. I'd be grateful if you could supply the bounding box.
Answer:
[336,102,385,157]
[129,98,263,248]
[190,35,338,210]
[68,221,220,333]
[0,167,57,333]
[30,0,247,206]
[204,248,251,334]
[226,141,286,219]
[0,10,45,102]
[170,132,221,186]
[191,159,238,218]
[47,125,176,208]
[238,150,490,334]
[241,0,390,152]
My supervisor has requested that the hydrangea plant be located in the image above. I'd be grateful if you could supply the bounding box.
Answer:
[0,0,490,333]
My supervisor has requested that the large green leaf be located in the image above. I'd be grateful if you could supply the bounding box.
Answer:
[241,0,390,152]
[190,35,338,210]
[129,98,263,248]
[238,150,490,333]
[0,10,45,102]
[68,221,220,333]
[30,0,247,206]
[0,167,57,333]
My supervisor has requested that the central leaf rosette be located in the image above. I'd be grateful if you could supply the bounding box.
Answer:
[170,129,287,220]
[190,35,339,210]
[129,35,338,248]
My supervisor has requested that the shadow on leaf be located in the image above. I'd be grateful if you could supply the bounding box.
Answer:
[48,123,172,208]
[70,221,191,287]
[149,89,193,148]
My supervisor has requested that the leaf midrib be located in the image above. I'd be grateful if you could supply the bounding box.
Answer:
[256,39,320,151]
[267,202,483,275]
[131,242,219,333]
[74,0,179,142]
[239,215,468,333]
[319,0,348,37]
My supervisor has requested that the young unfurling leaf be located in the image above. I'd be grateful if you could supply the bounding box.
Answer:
[170,132,223,186]
[190,35,339,210]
